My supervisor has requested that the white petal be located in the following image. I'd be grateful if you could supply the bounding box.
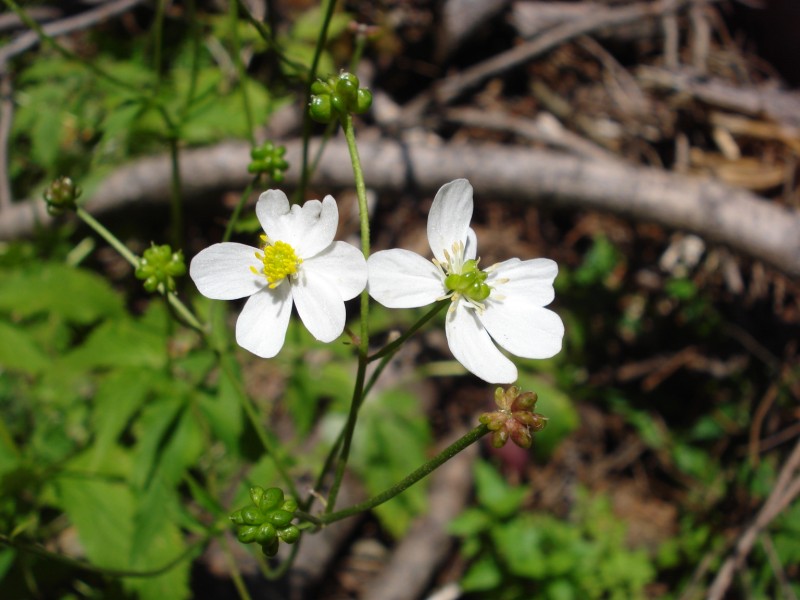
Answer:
[302,241,367,301]
[465,228,478,261]
[190,243,265,300]
[292,270,346,343]
[489,258,557,306]
[367,249,446,308]
[257,191,338,258]
[479,297,564,359]
[445,301,517,384]
[427,179,474,263]
[235,285,292,358]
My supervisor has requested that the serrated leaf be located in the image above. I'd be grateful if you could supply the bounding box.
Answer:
[0,264,123,324]
[90,368,154,470]
[0,320,49,375]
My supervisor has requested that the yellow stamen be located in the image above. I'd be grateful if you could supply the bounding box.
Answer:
[252,239,302,288]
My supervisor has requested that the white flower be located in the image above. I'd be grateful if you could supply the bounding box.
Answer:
[190,190,367,358]
[367,179,564,383]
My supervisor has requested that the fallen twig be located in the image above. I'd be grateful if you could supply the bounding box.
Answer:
[2,136,800,277]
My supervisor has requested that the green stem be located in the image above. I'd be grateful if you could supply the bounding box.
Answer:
[221,537,254,600]
[296,0,338,203]
[320,425,490,526]
[166,292,205,333]
[217,353,300,500]
[233,0,308,75]
[363,301,449,399]
[180,0,201,122]
[223,178,258,243]
[76,208,138,267]
[323,112,370,515]
[229,0,255,145]
[168,136,183,248]
[152,0,167,94]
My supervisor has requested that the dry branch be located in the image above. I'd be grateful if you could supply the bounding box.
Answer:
[2,136,799,277]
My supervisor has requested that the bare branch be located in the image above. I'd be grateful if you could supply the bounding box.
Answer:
[2,136,799,277]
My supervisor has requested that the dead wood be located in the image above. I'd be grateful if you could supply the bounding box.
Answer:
[2,136,798,277]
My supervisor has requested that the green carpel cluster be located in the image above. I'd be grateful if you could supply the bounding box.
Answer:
[43,176,82,215]
[309,72,373,124]
[479,386,547,449]
[135,243,187,293]
[230,486,300,557]
[445,259,491,303]
[248,142,289,182]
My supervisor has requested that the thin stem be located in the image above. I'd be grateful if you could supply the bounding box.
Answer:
[168,136,183,249]
[152,0,166,94]
[323,112,370,515]
[363,301,449,399]
[319,425,490,526]
[166,292,205,332]
[233,0,307,75]
[217,353,300,500]
[223,177,258,243]
[76,208,138,267]
[229,0,255,145]
[296,0,338,203]
[220,536,254,600]
[180,0,201,122]
[368,300,449,363]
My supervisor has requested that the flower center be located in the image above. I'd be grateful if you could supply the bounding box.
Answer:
[434,241,492,308]
[251,235,302,288]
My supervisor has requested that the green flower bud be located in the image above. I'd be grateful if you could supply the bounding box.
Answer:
[241,506,264,526]
[237,525,259,544]
[267,509,294,528]
[491,428,509,449]
[43,176,82,215]
[262,537,280,558]
[278,525,300,544]
[281,497,298,513]
[310,80,330,95]
[309,95,333,123]
[255,522,277,545]
[335,73,359,103]
[229,509,245,525]
[512,391,538,411]
[259,487,284,511]
[354,88,373,114]
[250,486,266,508]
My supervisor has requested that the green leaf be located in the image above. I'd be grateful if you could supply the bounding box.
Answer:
[350,389,432,537]
[447,507,492,536]
[460,553,503,592]
[0,320,49,375]
[473,459,528,519]
[0,264,123,324]
[90,368,154,470]
[63,318,167,370]
[197,375,242,455]
[131,397,185,489]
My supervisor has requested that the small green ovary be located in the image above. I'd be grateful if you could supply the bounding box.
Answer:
[444,259,491,302]
[252,238,302,288]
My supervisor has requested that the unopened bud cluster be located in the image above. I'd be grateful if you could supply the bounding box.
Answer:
[43,176,82,215]
[248,142,289,182]
[229,486,300,557]
[309,72,372,124]
[480,386,547,449]
[135,243,186,293]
